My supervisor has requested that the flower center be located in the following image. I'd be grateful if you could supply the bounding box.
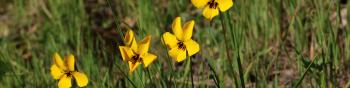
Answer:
[131,54,142,64]
[177,41,186,50]
[65,71,73,77]
[207,0,218,9]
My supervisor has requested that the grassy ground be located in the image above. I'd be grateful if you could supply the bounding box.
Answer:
[0,0,350,87]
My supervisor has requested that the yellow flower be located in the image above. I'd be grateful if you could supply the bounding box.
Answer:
[162,17,200,62]
[50,53,88,88]
[191,0,233,20]
[119,29,157,73]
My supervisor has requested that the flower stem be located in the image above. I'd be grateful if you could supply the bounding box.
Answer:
[191,58,194,88]
[292,56,318,88]
[115,64,137,88]
[187,52,194,88]
[219,12,245,88]
[207,62,220,87]
[161,37,175,85]
[146,68,152,85]
[236,52,245,88]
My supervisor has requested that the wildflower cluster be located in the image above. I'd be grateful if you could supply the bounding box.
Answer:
[49,0,233,87]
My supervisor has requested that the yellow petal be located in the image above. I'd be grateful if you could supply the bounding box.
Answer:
[169,48,187,62]
[162,32,179,49]
[129,61,141,73]
[124,29,138,51]
[182,20,195,41]
[202,6,219,20]
[50,65,64,79]
[191,0,209,8]
[124,29,135,45]
[172,17,183,40]
[58,75,72,88]
[184,39,200,56]
[137,36,151,54]
[217,0,233,12]
[65,54,75,71]
[141,53,157,68]
[53,53,67,70]
[72,72,89,87]
[119,46,129,61]
[119,46,135,61]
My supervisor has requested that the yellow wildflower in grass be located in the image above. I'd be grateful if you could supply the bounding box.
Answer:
[119,29,157,73]
[191,0,233,20]
[162,17,200,62]
[50,53,88,88]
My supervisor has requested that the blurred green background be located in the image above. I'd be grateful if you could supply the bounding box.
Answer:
[0,0,350,87]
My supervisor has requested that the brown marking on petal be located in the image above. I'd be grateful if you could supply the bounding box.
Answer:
[177,41,186,50]
[207,0,218,9]
[130,54,142,64]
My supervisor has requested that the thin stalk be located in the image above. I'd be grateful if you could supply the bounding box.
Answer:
[292,57,318,88]
[224,12,241,88]
[219,12,235,86]
[322,53,327,88]
[208,63,220,88]
[146,68,152,86]
[219,12,245,88]
[207,23,222,88]
[191,59,194,88]
[115,64,137,88]
[236,52,245,88]
[106,0,124,37]
[187,52,194,88]
[219,12,233,68]
[161,37,175,85]
[136,68,145,87]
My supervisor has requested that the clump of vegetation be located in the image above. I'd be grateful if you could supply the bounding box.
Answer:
[0,0,349,87]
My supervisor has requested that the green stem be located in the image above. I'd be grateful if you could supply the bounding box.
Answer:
[187,52,194,88]
[115,64,137,88]
[292,57,318,88]
[208,63,220,88]
[146,68,152,85]
[322,53,327,88]
[106,0,123,37]
[161,37,175,85]
[236,52,245,88]
[137,68,145,87]
[191,59,194,88]
[219,12,245,88]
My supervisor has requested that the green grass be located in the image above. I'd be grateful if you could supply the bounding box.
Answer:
[0,0,349,87]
